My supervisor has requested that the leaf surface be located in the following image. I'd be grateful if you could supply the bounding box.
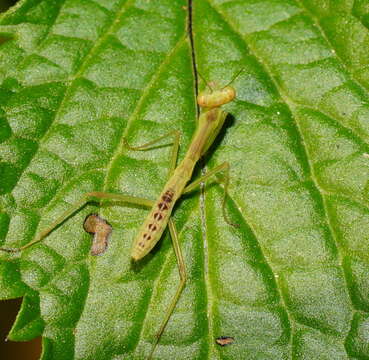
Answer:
[0,0,368,359]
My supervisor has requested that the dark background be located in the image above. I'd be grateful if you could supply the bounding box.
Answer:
[1,0,42,359]
[0,0,17,12]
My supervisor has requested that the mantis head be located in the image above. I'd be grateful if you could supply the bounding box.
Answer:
[197,84,236,109]
[196,68,243,109]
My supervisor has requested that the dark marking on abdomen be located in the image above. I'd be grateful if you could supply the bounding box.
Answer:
[140,188,176,245]
[162,189,174,203]
[158,202,168,211]
[148,224,157,231]
[154,212,163,221]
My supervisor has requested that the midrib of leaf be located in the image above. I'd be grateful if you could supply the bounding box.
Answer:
[205,0,356,338]
[205,191,296,358]
[203,0,303,334]
[201,168,217,359]
[195,2,297,355]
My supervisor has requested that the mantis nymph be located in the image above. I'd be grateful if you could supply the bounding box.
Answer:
[1,74,239,359]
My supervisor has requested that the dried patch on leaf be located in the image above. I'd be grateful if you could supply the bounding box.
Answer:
[216,336,235,346]
[83,214,112,256]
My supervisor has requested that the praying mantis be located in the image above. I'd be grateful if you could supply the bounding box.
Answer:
[0,72,241,359]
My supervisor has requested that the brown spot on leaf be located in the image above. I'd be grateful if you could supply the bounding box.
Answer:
[83,214,112,256]
[216,336,234,346]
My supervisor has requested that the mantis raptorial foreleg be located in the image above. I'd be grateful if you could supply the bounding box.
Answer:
[123,130,181,177]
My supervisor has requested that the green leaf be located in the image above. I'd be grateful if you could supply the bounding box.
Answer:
[0,0,368,359]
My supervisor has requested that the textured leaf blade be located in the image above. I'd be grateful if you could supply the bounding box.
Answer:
[0,0,369,359]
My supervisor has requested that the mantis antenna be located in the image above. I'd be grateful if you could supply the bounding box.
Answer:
[197,67,244,96]
[222,68,244,89]
[197,69,214,91]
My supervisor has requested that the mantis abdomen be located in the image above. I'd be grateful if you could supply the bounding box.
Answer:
[131,158,196,260]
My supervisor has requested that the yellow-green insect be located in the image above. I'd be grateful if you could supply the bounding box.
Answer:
[1,73,239,359]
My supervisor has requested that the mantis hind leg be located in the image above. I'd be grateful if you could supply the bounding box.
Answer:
[123,130,181,177]
[147,218,186,360]
[0,192,154,253]
[183,162,238,227]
